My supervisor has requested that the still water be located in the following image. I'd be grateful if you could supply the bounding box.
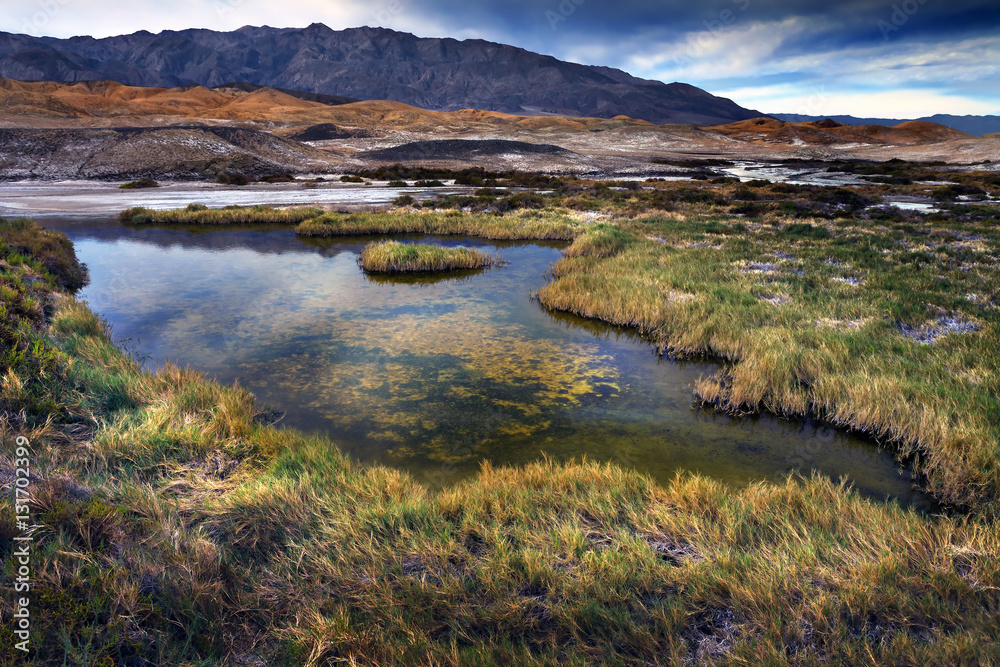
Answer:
[49,218,929,508]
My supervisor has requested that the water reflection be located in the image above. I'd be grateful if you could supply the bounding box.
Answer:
[48,217,932,509]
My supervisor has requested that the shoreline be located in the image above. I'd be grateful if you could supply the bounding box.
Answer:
[113,196,1000,512]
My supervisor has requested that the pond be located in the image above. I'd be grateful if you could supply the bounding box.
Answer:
[46,217,931,509]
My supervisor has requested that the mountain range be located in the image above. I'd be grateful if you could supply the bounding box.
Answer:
[0,24,762,126]
[774,113,1000,137]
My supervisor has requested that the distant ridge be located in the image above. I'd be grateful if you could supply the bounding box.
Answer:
[710,117,973,145]
[773,113,1000,137]
[0,24,762,125]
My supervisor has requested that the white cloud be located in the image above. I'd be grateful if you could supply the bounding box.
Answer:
[623,18,806,82]
[644,28,1000,117]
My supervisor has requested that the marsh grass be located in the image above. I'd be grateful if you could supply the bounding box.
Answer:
[358,240,503,273]
[563,223,639,257]
[295,210,579,240]
[1,216,999,664]
[113,193,1000,510]
[536,212,1000,511]
[120,205,582,241]
[120,204,323,226]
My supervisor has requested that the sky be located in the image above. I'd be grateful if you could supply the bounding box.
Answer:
[4,0,1000,117]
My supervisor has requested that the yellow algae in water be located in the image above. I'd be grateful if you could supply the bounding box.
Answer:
[497,420,551,438]
[240,310,622,454]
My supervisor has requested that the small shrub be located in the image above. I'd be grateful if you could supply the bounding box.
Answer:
[119,178,159,189]
[258,173,296,183]
[933,184,987,201]
[216,172,253,186]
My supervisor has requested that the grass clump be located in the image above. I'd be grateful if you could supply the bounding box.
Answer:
[358,240,502,273]
[118,177,159,189]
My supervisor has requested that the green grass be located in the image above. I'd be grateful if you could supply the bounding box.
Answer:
[0,218,87,427]
[1,215,999,664]
[358,241,503,273]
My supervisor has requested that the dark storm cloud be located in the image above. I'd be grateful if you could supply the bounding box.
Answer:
[397,0,1000,48]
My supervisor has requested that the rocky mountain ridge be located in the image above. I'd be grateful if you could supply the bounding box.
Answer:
[0,24,761,125]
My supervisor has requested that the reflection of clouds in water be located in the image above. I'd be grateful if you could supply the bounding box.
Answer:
[89,268,132,311]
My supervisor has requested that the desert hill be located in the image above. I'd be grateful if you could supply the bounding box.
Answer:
[708,117,974,146]
[773,112,1000,137]
[0,77,334,120]
[0,78,679,135]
